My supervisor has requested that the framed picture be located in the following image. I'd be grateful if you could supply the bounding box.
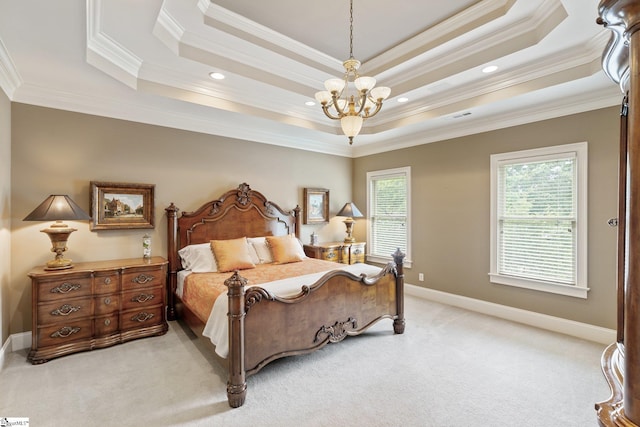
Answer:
[90,181,155,230]
[303,188,329,224]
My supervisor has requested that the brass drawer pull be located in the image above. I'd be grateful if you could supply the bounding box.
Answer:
[131,293,155,303]
[103,277,111,285]
[50,304,80,316]
[132,274,154,285]
[104,297,111,305]
[51,326,81,338]
[104,319,111,326]
[131,312,154,322]
[50,282,81,294]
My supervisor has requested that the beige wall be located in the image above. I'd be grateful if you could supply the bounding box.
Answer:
[6,102,622,336]
[0,89,10,344]
[9,103,351,335]
[354,106,620,329]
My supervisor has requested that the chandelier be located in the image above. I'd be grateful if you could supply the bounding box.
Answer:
[314,0,391,145]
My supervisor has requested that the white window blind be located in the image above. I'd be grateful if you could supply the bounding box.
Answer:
[367,167,411,265]
[497,156,576,284]
[490,142,588,298]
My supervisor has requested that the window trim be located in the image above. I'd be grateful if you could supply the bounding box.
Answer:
[489,142,589,299]
[366,166,412,268]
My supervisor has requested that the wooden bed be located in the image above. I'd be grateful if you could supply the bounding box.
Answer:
[165,183,405,408]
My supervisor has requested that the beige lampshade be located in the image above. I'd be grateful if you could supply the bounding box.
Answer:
[24,195,92,222]
[337,202,363,218]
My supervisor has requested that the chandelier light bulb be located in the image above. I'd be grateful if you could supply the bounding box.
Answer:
[325,78,346,94]
[354,76,376,92]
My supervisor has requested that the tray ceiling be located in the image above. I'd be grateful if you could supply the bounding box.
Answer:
[0,0,621,157]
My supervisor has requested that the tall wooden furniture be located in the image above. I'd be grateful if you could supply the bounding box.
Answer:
[28,257,168,364]
[596,2,640,425]
[303,242,366,264]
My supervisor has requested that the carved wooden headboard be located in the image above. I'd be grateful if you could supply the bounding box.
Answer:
[164,183,301,319]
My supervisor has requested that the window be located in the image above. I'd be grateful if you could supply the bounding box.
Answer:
[489,142,588,298]
[366,167,411,267]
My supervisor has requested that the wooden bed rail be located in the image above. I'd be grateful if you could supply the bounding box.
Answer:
[225,249,405,408]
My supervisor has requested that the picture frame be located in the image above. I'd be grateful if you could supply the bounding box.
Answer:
[90,181,155,230]
[303,188,330,224]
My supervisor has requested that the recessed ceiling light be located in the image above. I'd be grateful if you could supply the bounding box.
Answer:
[305,101,315,106]
[482,65,498,74]
[209,72,225,80]
[397,97,409,103]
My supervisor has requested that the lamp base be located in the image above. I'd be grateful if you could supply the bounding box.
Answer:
[41,223,77,271]
[343,218,356,243]
[45,258,74,271]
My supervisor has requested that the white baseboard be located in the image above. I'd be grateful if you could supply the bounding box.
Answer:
[0,331,31,371]
[0,286,615,370]
[405,283,616,345]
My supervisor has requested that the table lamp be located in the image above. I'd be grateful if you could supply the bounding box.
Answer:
[337,202,363,243]
[23,195,92,270]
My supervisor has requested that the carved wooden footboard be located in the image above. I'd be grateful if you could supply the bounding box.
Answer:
[165,183,406,408]
[226,250,405,407]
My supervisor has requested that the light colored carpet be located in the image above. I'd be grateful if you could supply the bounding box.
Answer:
[0,295,609,426]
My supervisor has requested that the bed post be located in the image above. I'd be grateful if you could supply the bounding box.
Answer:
[165,203,179,321]
[226,271,248,408]
[393,248,406,334]
[293,205,301,239]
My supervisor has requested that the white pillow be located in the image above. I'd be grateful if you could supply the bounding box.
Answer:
[247,237,273,264]
[178,243,217,272]
[246,240,260,265]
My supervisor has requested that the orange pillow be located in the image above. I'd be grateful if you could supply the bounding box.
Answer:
[265,234,305,264]
[210,237,256,272]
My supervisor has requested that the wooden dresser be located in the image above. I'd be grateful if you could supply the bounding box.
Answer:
[303,242,366,264]
[28,256,168,364]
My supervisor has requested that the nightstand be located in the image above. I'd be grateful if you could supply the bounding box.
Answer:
[303,242,366,264]
[28,257,168,364]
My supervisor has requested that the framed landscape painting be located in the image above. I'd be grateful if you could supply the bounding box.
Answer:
[303,188,329,224]
[90,181,155,230]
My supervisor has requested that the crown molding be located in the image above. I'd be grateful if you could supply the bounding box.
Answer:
[86,0,142,88]
[11,81,353,157]
[366,0,517,76]
[199,0,338,73]
[0,37,21,98]
[353,85,621,158]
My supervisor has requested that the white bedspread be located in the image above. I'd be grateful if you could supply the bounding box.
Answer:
[202,263,382,358]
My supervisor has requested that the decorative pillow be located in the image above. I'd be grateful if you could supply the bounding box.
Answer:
[265,234,306,264]
[210,237,256,272]
[247,237,274,264]
[178,243,217,272]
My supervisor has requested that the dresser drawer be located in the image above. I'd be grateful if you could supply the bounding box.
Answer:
[121,286,162,311]
[37,276,92,302]
[94,294,120,315]
[350,244,365,264]
[122,268,164,290]
[121,305,163,330]
[38,320,92,348]
[320,248,340,262]
[94,271,119,295]
[37,297,92,324]
[95,313,119,337]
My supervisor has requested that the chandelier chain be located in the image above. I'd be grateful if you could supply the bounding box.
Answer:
[349,0,354,59]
